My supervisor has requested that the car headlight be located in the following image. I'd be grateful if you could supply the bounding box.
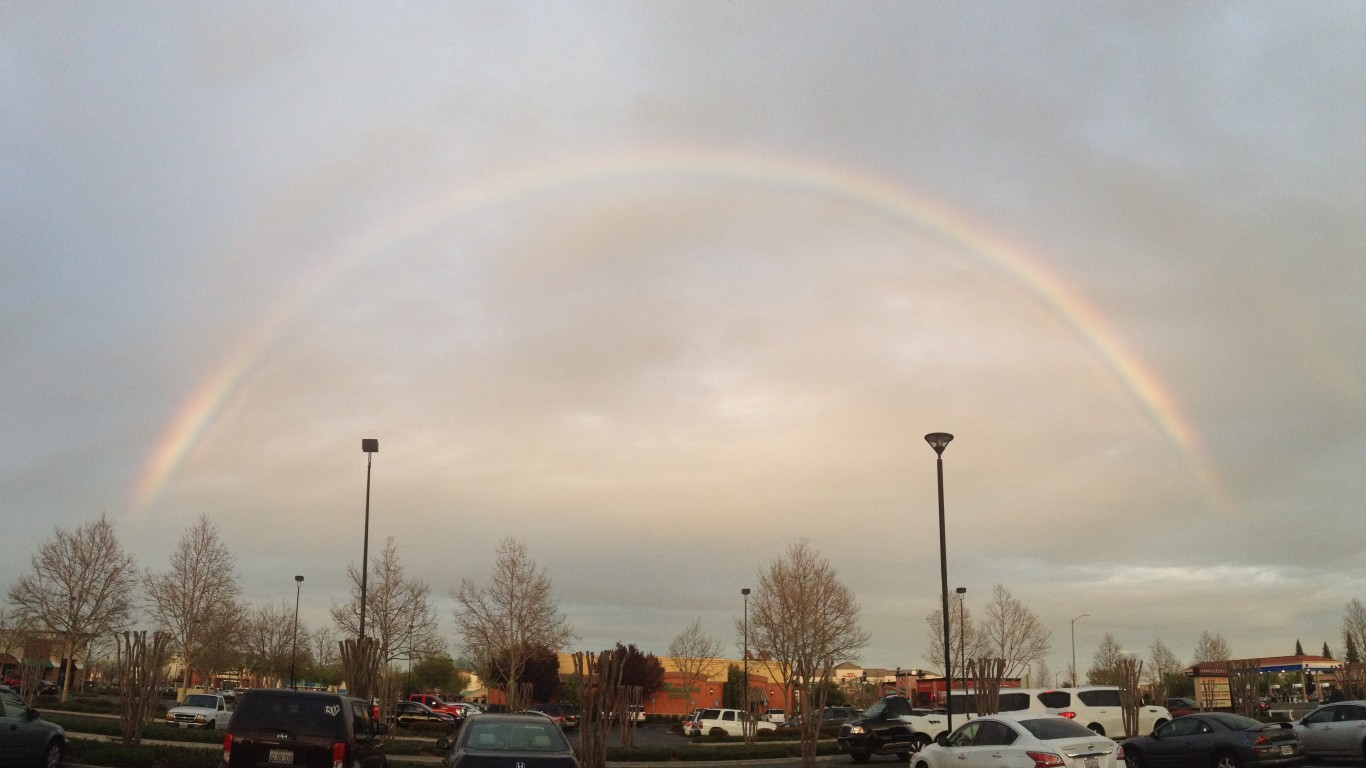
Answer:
[195,715,208,723]
[848,725,865,734]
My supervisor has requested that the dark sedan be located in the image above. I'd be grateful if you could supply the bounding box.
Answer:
[1122,713,1303,768]
[444,713,577,768]
[395,700,458,731]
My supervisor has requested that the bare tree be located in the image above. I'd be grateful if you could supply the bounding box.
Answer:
[143,515,243,692]
[923,603,989,683]
[1146,638,1184,704]
[453,537,573,712]
[1086,632,1126,685]
[747,540,868,768]
[241,601,296,685]
[332,538,442,669]
[977,584,1051,679]
[1343,599,1366,662]
[668,618,721,713]
[311,625,340,668]
[7,514,138,702]
[1192,630,1232,662]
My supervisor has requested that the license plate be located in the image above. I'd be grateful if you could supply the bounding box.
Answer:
[1084,758,1099,768]
[1280,745,1294,755]
[268,748,294,765]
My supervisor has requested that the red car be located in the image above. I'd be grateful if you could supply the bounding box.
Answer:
[407,693,466,719]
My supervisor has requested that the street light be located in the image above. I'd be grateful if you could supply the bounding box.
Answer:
[290,575,304,689]
[956,587,967,694]
[1071,613,1090,687]
[741,588,751,727]
[359,438,378,640]
[407,622,414,695]
[925,431,954,732]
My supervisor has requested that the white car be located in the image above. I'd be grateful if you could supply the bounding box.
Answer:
[914,712,1124,768]
[164,692,231,729]
[1039,687,1170,738]
[1293,700,1366,758]
[695,707,777,737]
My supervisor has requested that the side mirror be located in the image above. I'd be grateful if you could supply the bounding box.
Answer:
[935,733,948,746]
[374,722,390,736]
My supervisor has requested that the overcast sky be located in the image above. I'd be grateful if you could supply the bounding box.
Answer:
[3,2,1364,679]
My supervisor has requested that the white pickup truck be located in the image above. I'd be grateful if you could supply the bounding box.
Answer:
[165,692,232,729]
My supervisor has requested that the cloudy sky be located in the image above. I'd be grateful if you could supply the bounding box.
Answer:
[3,2,1363,679]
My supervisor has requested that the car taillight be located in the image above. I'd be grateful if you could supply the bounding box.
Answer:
[332,741,346,768]
[1058,710,1077,719]
[1027,751,1066,768]
[1116,745,1125,761]
[223,733,232,764]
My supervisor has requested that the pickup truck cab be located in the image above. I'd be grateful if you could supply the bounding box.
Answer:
[407,693,465,719]
[837,695,948,763]
[165,692,231,729]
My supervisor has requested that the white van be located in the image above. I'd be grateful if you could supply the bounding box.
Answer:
[948,687,1052,720]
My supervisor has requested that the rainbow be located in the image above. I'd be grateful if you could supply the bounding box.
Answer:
[131,145,1229,514]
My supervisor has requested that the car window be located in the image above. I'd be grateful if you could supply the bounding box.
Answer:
[998,693,1031,712]
[1020,717,1099,740]
[233,694,350,739]
[1337,706,1366,722]
[947,721,979,747]
[0,687,27,717]
[1303,707,1335,725]
[722,710,736,721]
[700,709,719,720]
[883,698,913,717]
[1037,691,1070,708]
[1162,717,1209,737]
[1078,690,1121,707]
[351,701,369,734]
[973,720,1018,746]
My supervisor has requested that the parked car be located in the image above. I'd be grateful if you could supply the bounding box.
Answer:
[914,712,1122,768]
[1293,700,1366,759]
[1122,712,1303,768]
[222,688,389,768]
[1040,686,1171,738]
[778,706,863,731]
[695,707,777,738]
[1165,698,1199,717]
[409,693,466,718]
[838,695,949,762]
[443,712,577,768]
[0,684,66,768]
[762,707,786,723]
[527,702,579,729]
[166,692,232,729]
[395,700,458,730]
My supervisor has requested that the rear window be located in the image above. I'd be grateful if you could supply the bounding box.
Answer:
[1037,691,1070,708]
[998,693,1031,712]
[1019,717,1099,740]
[1078,689,1121,707]
[232,693,349,738]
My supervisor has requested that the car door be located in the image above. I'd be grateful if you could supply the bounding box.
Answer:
[0,687,41,764]
[1077,689,1123,737]
[964,718,1027,768]
[1313,703,1366,756]
[1142,716,1212,768]
[1297,705,1340,755]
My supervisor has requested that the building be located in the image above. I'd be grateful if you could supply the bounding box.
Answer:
[1187,654,1344,709]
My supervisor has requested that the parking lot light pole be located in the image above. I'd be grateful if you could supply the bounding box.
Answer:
[925,432,954,732]
[956,586,967,694]
[1071,613,1089,686]
[290,575,304,689]
[359,438,378,640]
[742,587,751,734]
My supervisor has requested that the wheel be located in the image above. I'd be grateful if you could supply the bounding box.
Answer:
[206,719,215,729]
[42,739,64,768]
[709,727,727,737]
[1212,750,1244,768]
[849,751,872,764]
[1151,719,1168,733]
[1125,750,1145,768]
[1087,723,1106,736]
[908,735,931,754]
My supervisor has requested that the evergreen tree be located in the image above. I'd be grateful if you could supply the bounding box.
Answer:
[1345,632,1360,664]
[1322,641,1334,659]
[1294,639,1304,656]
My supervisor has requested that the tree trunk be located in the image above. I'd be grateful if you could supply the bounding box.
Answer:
[117,631,173,746]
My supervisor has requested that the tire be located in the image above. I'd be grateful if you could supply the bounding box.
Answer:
[709,727,727,737]
[206,719,215,729]
[1125,750,1145,768]
[1212,751,1244,768]
[42,739,64,768]
[908,735,931,754]
[850,751,872,764]
[1087,723,1106,736]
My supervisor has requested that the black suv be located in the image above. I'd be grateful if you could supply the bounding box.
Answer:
[837,695,946,763]
[223,688,389,767]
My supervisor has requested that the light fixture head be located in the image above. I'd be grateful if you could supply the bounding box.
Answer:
[955,586,966,595]
[741,588,751,596]
[362,438,378,453]
[295,575,304,583]
[924,432,954,455]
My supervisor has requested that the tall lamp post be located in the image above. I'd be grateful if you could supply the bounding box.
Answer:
[956,586,967,694]
[741,588,751,726]
[925,431,954,732]
[1070,613,1089,686]
[359,438,378,640]
[290,575,304,689]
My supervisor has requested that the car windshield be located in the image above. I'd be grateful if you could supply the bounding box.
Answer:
[1019,717,1099,740]
[183,694,219,708]
[464,719,566,751]
[232,694,349,738]
[1211,713,1263,730]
